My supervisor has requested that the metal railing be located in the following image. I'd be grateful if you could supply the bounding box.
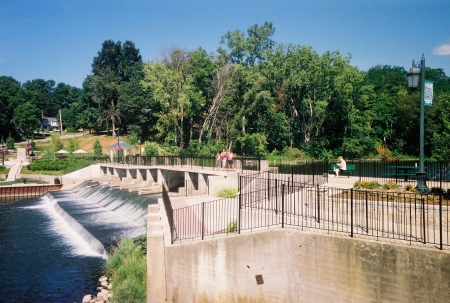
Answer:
[168,176,449,249]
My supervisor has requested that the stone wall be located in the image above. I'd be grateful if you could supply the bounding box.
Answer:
[154,229,450,303]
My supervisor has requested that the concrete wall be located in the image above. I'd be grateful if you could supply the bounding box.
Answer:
[156,229,450,303]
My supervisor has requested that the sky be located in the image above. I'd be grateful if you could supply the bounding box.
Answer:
[1,0,449,88]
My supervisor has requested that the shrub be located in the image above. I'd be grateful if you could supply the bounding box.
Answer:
[104,237,146,303]
[67,138,79,153]
[283,147,307,160]
[93,139,103,157]
[6,135,15,150]
[383,182,400,190]
[217,188,238,198]
[144,142,159,156]
[226,221,238,233]
[353,180,381,190]
[405,184,416,192]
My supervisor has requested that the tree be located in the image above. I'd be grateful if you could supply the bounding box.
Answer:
[431,93,450,159]
[0,76,25,138]
[90,40,143,136]
[93,139,103,156]
[13,101,41,138]
[67,138,79,153]
[22,79,58,116]
[49,133,63,153]
[141,49,203,148]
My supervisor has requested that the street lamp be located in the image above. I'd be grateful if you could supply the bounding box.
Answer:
[1,135,5,166]
[407,54,429,193]
[117,129,120,164]
[138,138,142,155]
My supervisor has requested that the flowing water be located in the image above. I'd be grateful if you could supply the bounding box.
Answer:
[0,182,159,303]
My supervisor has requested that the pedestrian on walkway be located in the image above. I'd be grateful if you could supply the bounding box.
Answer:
[221,149,228,170]
[227,150,234,170]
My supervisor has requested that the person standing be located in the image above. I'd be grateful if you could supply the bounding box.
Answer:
[221,149,228,170]
[227,150,234,170]
[215,152,221,170]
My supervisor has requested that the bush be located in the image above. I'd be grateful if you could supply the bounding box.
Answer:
[383,182,400,190]
[6,135,15,150]
[93,139,103,157]
[226,221,238,233]
[144,142,159,156]
[25,159,94,175]
[217,188,238,198]
[353,180,381,190]
[283,147,307,160]
[104,237,146,303]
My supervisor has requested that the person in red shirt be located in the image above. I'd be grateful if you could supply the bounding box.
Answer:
[220,149,228,170]
[227,150,234,170]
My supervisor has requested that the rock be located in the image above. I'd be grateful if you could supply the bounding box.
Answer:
[100,280,108,288]
[107,283,113,290]
[82,294,92,303]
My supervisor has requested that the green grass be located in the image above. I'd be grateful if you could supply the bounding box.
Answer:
[104,236,147,303]
[0,166,10,174]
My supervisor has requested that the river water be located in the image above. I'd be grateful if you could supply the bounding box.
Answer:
[0,182,158,303]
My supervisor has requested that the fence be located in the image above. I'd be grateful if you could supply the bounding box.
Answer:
[167,176,449,250]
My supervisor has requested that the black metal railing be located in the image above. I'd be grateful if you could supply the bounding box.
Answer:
[169,177,449,249]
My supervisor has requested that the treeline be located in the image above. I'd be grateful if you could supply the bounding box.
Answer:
[1,22,450,159]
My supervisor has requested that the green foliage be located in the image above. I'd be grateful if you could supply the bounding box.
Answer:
[226,221,238,233]
[183,140,225,157]
[2,25,450,160]
[13,101,41,134]
[66,127,76,133]
[93,138,103,157]
[144,141,159,156]
[104,238,146,303]
[405,184,415,192]
[217,188,238,198]
[235,133,268,157]
[127,132,139,145]
[49,133,63,153]
[25,159,94,175]
[353,180,381,190]
[6,135,15,150]
[283,147,307,160]
[383,182,400,190]
[0,166,10,174]
[67,138,79,153]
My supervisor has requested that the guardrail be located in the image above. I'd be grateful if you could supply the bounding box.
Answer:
[168,177,449,250]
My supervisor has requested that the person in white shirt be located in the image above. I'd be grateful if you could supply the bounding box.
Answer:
[334,156,347,177]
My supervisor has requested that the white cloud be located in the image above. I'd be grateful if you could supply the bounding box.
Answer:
[432,41,450,55]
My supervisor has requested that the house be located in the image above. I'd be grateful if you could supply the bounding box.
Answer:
[41,116,59,131]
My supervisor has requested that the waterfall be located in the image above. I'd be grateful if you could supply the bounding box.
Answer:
[46,181,159,256]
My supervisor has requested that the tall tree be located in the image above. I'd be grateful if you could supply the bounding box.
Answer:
[90,40,143,136]
[0,76,25,138]
[13,101,41,138]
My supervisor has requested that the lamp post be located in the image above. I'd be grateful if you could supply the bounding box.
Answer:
[117,129,120,164]
[407,54,429,193]
[1,135,4,166]
[138,138,142,155]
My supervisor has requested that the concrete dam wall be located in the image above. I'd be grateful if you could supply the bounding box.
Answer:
[150,228,450,303]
